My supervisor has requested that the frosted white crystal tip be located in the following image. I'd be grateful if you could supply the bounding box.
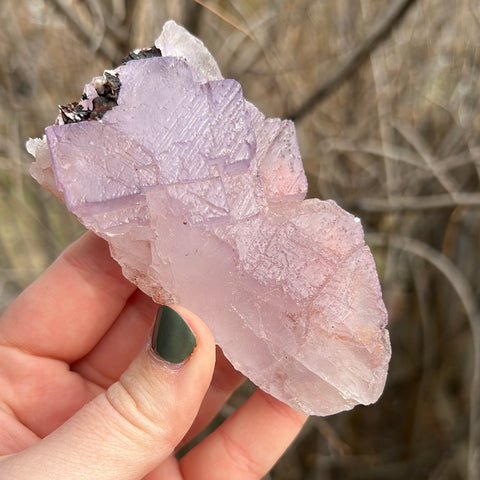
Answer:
[156,20,223,81]
[26,136,45,157]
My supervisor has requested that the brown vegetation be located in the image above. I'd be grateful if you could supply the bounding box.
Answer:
[1,1,479,478]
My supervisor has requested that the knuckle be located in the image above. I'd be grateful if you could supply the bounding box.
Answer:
[103,379,176,452]
[217,427,265,479]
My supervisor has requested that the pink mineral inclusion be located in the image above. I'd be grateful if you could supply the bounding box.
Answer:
[28,22,391,416]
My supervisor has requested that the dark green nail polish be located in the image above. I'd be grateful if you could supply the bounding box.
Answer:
[152,305,197,363]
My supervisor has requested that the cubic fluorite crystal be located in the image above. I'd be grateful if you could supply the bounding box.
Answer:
[27,21,391,416]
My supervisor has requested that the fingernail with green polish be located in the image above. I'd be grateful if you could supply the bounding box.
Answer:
[151,305,197,364]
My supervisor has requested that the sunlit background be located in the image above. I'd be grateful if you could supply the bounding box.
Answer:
[1,1,479,478]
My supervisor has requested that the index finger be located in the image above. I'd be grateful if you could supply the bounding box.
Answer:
[180,389,307,479]
[0,232,136,362]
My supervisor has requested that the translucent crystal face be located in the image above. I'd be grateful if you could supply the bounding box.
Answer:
[28,21,391,416]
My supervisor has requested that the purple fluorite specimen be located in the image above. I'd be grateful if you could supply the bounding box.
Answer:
[28,21,391,416]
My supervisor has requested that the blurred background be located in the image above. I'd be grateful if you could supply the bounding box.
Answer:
[1,0,479,478]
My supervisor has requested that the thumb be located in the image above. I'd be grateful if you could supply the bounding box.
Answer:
[2,305,215,480]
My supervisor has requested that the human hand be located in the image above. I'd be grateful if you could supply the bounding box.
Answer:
[0,232,306,479]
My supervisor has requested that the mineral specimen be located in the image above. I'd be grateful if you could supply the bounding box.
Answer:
[27,21,391,416]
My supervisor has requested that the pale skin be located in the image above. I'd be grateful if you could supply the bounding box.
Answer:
[0,232,307,479]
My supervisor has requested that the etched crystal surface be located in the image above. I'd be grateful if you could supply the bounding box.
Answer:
[27,21,391,416]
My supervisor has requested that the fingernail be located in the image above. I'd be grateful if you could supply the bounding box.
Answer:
[151,305,197,364]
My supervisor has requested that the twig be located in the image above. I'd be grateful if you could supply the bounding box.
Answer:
[367,233,480,480]
[392,119,460,196]
[192,0,254,40]
[326,138,426,169]
[47,0,117,63]
[85,0,106,54]
[356,193,480,212]
[287,0,418,121]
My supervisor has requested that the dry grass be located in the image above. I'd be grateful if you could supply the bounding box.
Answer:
[1,1,479,478]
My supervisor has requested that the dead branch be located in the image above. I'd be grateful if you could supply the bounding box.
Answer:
[357,193,480,212]
[367,233,480,480]
[392,119,460,195]
[47,0,118,64]
[287,0,418,121]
